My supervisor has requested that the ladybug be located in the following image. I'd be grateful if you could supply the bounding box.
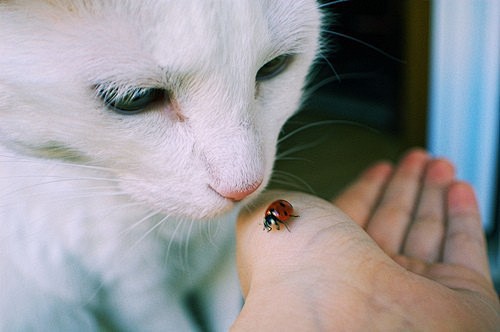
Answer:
[263,199,298,232]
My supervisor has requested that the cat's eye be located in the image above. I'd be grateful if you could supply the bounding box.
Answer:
[256,54,293,81]
[96,85,165,115]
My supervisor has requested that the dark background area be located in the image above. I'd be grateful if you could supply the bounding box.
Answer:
[307,0,405,131]
[270,0,428,198]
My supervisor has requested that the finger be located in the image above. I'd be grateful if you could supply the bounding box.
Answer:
[366,149,430,255]
[442,182,491,281]
[333,161,393,228]
[402,159,455,262]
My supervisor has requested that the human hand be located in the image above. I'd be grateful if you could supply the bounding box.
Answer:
[233,149,499,331]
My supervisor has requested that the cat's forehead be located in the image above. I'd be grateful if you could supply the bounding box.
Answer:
[2,0,319,84]
[84,0,319,67]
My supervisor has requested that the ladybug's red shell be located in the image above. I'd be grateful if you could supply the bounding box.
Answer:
[266,199,294,222]
[263,199,298,232]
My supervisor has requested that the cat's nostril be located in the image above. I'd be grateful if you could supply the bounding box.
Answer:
[211,180,262,202]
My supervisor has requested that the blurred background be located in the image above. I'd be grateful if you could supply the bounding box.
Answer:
[269,0,499,290]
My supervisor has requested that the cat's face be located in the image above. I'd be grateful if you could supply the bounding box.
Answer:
[0,0,321,220]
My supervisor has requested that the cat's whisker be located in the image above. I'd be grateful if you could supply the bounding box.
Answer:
[164,216,186,268]
[315,53,341,83]
[182,218,197,272]
[279,119,378,145]
[0,174,144,203]
[0,176,125,195]
[0,187,129,206]
[204,222,217,248]
[118,209,163,238]
[271,170,316,194]
[323,30,405,63]
[0,154,115,173]
[276,156,312,163]
[128,215,169,254]
[277,119,335,144]
[306,71,381,96]
[277,138,325,160]
[0,174,139,185]
[319,0,350,8]
[0,156,145,188]
[305,73,339,95]
[84,211,167,305]
[0,193,138,216]
[0,183,121,194]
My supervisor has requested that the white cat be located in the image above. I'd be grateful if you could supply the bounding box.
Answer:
[0,1,321,330]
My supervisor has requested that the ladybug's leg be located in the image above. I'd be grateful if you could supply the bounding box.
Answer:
[280,221,291,232]
[263,219,272,232]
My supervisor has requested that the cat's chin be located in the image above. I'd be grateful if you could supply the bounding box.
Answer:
[131,188,253,222]
[172,193,259,221]
[205,191,268,222]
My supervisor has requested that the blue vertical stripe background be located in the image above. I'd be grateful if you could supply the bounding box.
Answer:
[428,0,499,231]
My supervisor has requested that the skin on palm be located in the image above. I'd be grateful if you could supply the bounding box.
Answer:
[233,150,499,331]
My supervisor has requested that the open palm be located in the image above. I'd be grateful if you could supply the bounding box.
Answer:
[334,150,499,328]
[234,150,499,331]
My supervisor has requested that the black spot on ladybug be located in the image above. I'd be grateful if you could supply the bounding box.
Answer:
[279,202,286,207]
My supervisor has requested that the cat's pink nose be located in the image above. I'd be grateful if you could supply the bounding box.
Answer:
[212,180,262,202]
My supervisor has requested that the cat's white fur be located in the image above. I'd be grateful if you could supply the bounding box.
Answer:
[0,0,321,330]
